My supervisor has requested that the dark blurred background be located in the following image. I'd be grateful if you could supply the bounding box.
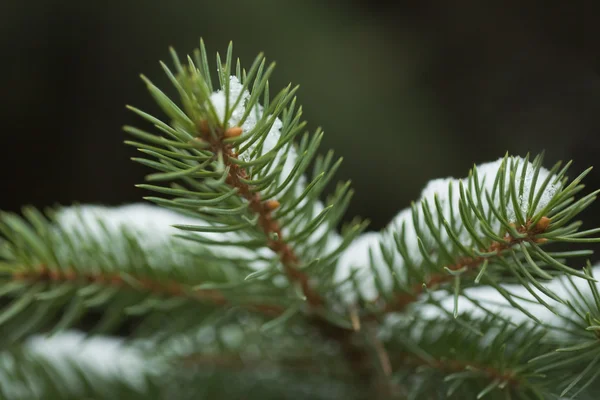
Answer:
[1,1,599,238]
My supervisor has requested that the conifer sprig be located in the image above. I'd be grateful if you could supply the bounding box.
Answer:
[124,41,364,316]
[384,314,553,399]
[339,155,600,323]
[3,40,600,399]
[124,41,381,391]
[0,205,289,342]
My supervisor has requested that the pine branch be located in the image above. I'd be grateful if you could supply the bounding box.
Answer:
[384,216,552,313]
[121,40,396,394]
[124,42,368,313]
[9,264,284,316]
[337,155,599,323]
[0,205,291,342]
[525,265,600,398]
[192,115,323,308]
[331,154,600,397]
[383,314,553,398]
[4,38,600,399]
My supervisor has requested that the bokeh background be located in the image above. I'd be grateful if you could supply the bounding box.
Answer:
[1,1,599,238]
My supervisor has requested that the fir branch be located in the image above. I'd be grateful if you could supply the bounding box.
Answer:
[383,315,552,398]
[126,41,386,394]
[9,264,284,316]
[192,117,323,308]
[337,155,600,324]
[0,205,291,341]
[525,266,600,398]
[126,42,363,311]
[384,216,552,313]
[5,38,600,399]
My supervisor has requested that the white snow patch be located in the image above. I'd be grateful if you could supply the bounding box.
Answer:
[416,264,599,332]
[333,232,387,302]
[55,203,272,270]
[207,76,298,185]
[0,332,151,398]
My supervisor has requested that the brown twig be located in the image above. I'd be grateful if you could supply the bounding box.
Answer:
[12,265,284,316]
[384,217,552,313]
[196,121,323,308]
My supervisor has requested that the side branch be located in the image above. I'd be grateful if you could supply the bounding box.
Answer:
[385,217,551,313]
[197,121,323,308]
[11,265,284,316]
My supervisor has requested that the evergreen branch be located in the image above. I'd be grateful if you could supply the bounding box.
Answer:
[525,266,600,398]
[384,216,552,312]
[191,116,384,390]
[126,42,362,309]
[8,264,283,316]
[126,41,385,393]
[384,315,552,398]
[399,264,600,398]
[7,37,600,398]
[191,117,323,308]
[0,205,291,341]
[338,155,599,323]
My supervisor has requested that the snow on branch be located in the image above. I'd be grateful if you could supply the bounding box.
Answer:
[334,156,563,303]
